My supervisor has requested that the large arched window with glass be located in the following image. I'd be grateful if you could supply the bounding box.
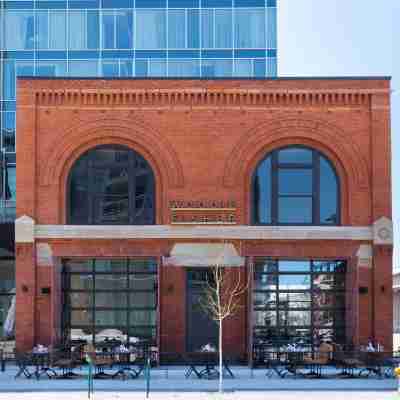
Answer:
[67,145,155,225]
[252,146,340,225]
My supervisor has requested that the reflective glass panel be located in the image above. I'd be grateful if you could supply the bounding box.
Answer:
[312,261,346,273]
[278,197,312,224]
[95,274,127,290]
[4,11,35,50]
[136,10,166,49]
[36,11,49,49]
[253,157,271,224]
[65,259,92,273]
[69,60,98,77]
[69,292,93,308]
[215,9,232,48]
[254,292,277,309]
[0,260,15,292]
[0,295,15,332]
[187,9,200,48]
[279,260,310,273]
[278,148,312,164]
[254,310,277,327]
[168,60,200,77]
[129,310,156,326]
[129,275,157,291]
[254,274,277,291]
[116,11,133,49]
[313,274,345,290]
[279,275,311,290]
[70,275,93,290]
[320,157,339,224]
[95,260,126,273]
[129,292,157,309]
[71,310,92,326]
[278,292,311,309]
[102,12,115,49]
[279,310,311,326]
[168,10,185,48]
[95,310,127,326]
[279,169,312,195]
[49,11,67,49]
[235,9,265,48]
[201,9,213,48]
[313,292,345,309]
[3,112,15,152]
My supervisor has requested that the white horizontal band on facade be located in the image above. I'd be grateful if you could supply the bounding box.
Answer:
[31,224,373,241]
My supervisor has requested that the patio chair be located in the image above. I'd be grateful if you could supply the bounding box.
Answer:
[303,343,333,377]
[52,345,84,378]
[84,344,114,379]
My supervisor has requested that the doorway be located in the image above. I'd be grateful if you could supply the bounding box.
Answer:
[186,268,218,352]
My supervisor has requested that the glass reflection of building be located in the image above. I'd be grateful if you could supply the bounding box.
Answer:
[253,259,346,349]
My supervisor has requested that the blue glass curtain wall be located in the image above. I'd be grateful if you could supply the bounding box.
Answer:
[0,1,278,207]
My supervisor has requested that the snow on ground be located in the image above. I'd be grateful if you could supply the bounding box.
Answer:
[0,365,397,399]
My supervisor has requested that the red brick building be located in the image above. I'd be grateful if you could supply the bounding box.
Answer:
[15,77,392,358]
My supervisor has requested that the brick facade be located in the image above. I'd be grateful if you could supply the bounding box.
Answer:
[15,78,392,355]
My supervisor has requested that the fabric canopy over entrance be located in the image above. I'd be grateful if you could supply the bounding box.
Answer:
[163,243,245,267]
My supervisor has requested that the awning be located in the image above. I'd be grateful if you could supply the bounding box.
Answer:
[163,243,245,267]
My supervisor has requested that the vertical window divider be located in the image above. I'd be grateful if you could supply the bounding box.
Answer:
[271,150,278,224]
[91,259,95,344]
[313,151,320,225]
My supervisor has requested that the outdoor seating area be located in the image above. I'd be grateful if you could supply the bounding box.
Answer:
[252,343,400,379]
[0,341,399,383]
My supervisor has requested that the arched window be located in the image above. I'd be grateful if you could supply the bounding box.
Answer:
[67,145,155,225]
[252,146,340,225]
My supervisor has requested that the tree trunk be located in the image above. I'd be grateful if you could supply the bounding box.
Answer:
[219,318,223,393]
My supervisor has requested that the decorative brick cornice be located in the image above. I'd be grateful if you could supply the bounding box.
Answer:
[33,88,388,108]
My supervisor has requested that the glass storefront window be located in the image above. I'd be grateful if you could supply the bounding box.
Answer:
[253,258,346,349]
[63,258,158,344]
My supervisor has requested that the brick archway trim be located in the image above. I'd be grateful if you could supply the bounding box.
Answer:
[42,117,184,189]
[223,118,369,190]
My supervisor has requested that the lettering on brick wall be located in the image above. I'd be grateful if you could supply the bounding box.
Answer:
[169,200,237,225]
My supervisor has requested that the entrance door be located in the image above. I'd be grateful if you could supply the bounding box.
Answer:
[186,269,218,352]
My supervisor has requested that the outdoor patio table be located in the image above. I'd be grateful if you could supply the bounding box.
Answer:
[31,351,57,380]
[184,352,234,379]
[112,351,146,379]
[15,352,35,379]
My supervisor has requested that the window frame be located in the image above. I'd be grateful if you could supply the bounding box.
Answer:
[66,144,155,226]
[251,145,341,226]
[62,258,158,345]
[252,258,346,349]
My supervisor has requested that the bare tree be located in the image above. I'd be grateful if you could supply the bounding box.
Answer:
[199,259,248,393]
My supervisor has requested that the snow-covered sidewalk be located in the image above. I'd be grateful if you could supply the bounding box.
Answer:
[0,365,396,394]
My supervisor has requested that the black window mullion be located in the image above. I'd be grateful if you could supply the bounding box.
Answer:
[271,151,278,224]
[87,154,95,225]
[313,151,320,225]
[129,152,136,224]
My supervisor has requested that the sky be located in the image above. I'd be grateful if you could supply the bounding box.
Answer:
[278,0,399,269]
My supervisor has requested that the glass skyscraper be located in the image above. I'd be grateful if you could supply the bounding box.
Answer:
[0,0,277,334]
